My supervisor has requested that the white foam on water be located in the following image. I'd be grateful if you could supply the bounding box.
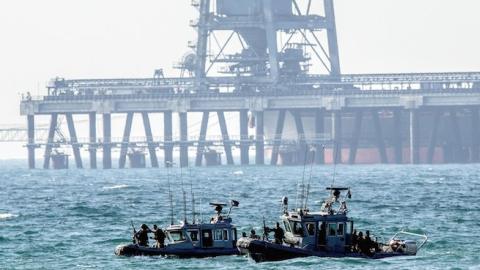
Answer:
[102,184,129,190]
[233,170,244,176]
[0,213,18,220]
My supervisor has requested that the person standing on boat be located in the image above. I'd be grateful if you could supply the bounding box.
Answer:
[135,224,152,247]
[152,224,166,248]
[266,222,285,245]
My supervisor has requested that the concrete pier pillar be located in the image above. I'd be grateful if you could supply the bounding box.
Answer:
[270,110,286,166]
[142,112,159,168]
[43,113,58,169]
[409,110,420,164]
[240,110,249,165]
[449,109,465,163]
[66,113,83,169]
[427,109,442,164]
[218,111,234,165]
[103,113,112,169]
[371,110,388,164]
[255,111,265,165]
[119,112,134,169]
[89,113,97,169]
[179,112,189,168]
[293,110,308,164]
[195,112,209,167]
[164,111,173,167]
[471,107,480,163]
[393,109,403,164]
[27,115,35,169]
[348,110,363,165]
[315,109,325,164]
[332,111,342,164]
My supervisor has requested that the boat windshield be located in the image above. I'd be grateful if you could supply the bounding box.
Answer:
[168,230,186,242]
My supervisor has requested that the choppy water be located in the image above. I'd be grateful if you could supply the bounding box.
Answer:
[1,161,479,269]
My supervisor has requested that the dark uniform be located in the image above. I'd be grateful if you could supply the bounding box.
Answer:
[249,229,260,240]
[135,224,151,246]
[266,222,285,245]
[153,225,166,248]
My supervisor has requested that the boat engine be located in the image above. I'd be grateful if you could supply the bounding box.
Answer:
[403,240,418,255]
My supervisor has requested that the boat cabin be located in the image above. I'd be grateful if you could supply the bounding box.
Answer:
[280,187,353,253]
[163,202,238,251]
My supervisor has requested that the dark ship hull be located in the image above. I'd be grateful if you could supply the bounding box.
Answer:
[238,238,412,263]
[115,244,239,258]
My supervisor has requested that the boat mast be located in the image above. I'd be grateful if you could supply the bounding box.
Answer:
[167,162,175,225]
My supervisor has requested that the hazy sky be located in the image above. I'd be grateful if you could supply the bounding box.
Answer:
[1,0,480,158]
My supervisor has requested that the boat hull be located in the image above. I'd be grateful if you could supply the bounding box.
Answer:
[115,244,239,258]
[237,238,414,263]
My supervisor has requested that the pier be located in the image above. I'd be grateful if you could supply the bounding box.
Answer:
[17,0,480,169]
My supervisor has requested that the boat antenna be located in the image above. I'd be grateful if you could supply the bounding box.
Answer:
[304,145,316,209]
[189,168,196,224]
[331,142,338,189]
[180,166,187,224]
[299,144,309,208]
[167,161,175,225]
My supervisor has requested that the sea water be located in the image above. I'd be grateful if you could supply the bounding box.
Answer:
[0,160,479,269]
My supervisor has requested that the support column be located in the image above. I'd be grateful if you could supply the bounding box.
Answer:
[119,113,134,169]
[393,109,403,164]
[349,110,363,165]
[332,111,342,164]
[89,113,97,169]
[270,110,286,165]
[27,115,35,169]
[179,112,189,168]
[427,109,442,164]
[471,107,480,163]
[255,111,265,165]
[66,113,83,169]
[293,110,308,164]
[449,109,465,163]
[240,110,249,165]
[43,113,58,169]
[142,112,159,168]
[218,111,234,165]
[315,109,325,164]
[103,113,112,169]
[195,112,209,166]
[164,111,173,167]
[371,110,388,164]
[409,110,420,164]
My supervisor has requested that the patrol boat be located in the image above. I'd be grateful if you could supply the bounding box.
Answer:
[115,201,240,257]
[237,187,427,262]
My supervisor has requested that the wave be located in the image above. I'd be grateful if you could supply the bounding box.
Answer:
[102,184,129,190]
[232,170,244,176]
[0,213,18,220]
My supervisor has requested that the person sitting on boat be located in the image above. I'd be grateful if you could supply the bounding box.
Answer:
[152,224,166,248]
[358,231,373,256]
[365,230,380,252]
[249,229,260,240]
[265,222,285,245]
[351,229,358,252]
[135,224,152,247]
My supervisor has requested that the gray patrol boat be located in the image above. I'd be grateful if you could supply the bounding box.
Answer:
[237,187,427,262]
[115,201,240,257]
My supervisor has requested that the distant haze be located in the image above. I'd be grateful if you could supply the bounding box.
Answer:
[0,0,479,159]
